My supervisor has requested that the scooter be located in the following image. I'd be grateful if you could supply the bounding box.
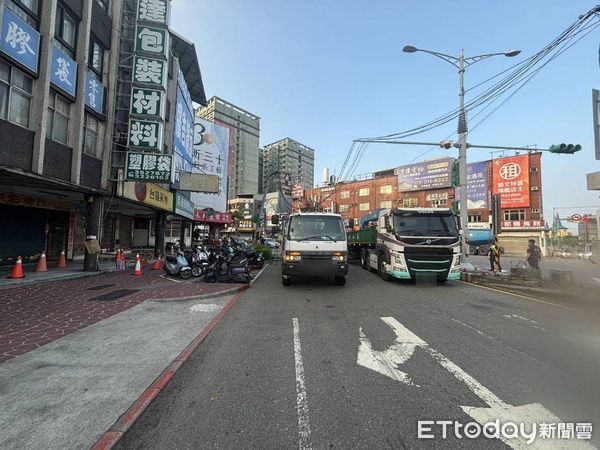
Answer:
[183,247,209,277]
[163,251,192,279]
[203,254,252,283]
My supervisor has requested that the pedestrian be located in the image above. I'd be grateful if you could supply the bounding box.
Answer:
[527,239,542,269]
[487,239,502,273]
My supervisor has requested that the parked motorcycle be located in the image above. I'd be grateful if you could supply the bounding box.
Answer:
[163,252,192,279]
[203,253,252,283]
[183,247,210,277]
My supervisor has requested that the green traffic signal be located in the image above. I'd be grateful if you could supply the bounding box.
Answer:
[548,143,582,154]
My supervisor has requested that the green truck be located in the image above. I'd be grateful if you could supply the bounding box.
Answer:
[347,208,462,281]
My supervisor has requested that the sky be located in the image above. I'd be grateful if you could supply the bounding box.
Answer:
[171,0,600,229]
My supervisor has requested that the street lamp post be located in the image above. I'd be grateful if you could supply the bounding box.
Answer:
[403,45,520,262]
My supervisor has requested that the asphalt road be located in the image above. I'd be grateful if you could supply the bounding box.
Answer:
[117,262,600,449]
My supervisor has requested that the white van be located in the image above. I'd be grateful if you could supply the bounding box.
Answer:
[278,213,348,286]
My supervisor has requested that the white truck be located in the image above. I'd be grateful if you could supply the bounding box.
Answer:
[348,208,462,282]
[277,212,348,286]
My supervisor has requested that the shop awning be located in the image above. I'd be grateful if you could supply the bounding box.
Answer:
[170,30,207,106]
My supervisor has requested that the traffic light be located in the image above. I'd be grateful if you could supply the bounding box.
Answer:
[548,143,582,154]
[451,160,460,186]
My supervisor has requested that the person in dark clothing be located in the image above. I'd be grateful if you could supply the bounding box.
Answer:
[527,239,542,269]
[487,239,501,272]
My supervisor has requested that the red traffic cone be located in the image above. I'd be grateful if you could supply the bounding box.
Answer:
[57,250,67,268]
[151,254,162,270]
[8,256,25,279]
[35,251,48,272]
[133,253,143,276]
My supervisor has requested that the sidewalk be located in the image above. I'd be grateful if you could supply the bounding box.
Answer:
[0,265,246,364]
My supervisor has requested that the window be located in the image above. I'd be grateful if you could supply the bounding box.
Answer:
[0,61,33,128]
[403,198,419,207]
[46,91,70,144]
[380,200,393,209]
[339,204,350,213]
[359,188,370,196]
[83,113,100,157]
[468,214,483,223]
[431,199,447,207]
[380,185,393,194]
[359,203,370,211]
[503,209,526,221]
[5,0,39,28]
[89,39,103,76]
[55,4,77,56]
[340,191,350,199]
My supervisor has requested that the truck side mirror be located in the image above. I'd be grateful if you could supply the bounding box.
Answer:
[271,214,279,225]
[384,215,393,233]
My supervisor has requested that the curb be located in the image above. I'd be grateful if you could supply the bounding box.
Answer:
[0,268,116,291]
[91,286,249,450]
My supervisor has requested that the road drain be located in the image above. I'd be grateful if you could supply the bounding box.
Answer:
[89,289,140,301]
[84,284,115,291]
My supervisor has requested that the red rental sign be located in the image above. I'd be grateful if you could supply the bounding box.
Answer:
[492,155,530,208]
[501,219,545,230]
[193,210,232,224]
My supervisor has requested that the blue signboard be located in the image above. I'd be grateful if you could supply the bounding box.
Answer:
[466,161,488,208]
[172,69,195,184]
[0,7,40,73]
[396,157,453,192]
[85,71,105,115]
[50,46,77,97]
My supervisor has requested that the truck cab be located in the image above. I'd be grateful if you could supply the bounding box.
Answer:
[279,213,348,286]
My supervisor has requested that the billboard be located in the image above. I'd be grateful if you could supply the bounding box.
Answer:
[396,157,453,192]
[264,192,292,227]
[492,155,530,208]
[466,161,488,209]
[189,118,230,212]
[173,69,194,186]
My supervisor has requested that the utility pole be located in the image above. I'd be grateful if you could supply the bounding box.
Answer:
[457,49,469,261]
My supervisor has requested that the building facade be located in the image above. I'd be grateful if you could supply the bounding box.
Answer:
[262,137,314,196]
[197,96,260,198]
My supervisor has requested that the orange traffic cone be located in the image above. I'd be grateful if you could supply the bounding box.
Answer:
[133,253,143,276]
[151,254,162,270]
[35,251,47,272]
[8,256,25,279]
[57,250,67,268]
[118,249,126,270]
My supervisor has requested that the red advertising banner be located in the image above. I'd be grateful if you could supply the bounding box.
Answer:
[501,219,545,230]
[193,209,232,224]
[492,155,530,208]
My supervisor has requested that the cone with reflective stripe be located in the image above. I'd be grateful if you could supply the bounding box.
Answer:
[133,253,143,276]
[35,251,47,272]
[8,256,25,279]
[57,250,67,268]
[151,254,162,270]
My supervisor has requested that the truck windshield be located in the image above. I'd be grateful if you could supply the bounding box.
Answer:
[288,216,346,241]
[393,212,458,237]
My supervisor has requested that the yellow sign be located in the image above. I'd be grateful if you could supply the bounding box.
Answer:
[122,182,173,212]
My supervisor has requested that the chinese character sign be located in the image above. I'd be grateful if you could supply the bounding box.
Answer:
[135,24,168,59]
[0,7,40,73]
[466,161,488,209]
[128,119,163,150]
[396,158,453,192]
[189,118,230,213]
[50,46,77,97]
[492,155,530,208]
[132,56,166,88]
[130,87,163,117]
[173,70,195,183]
[137,0,169,25]
[85,71,104,114]
[126,152,172,182]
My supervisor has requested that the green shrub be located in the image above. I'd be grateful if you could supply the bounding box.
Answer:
[253,243,272,260]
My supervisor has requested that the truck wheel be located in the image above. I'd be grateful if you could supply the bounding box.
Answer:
[360,250,368,270]
[378,254,391,281]
[282,276,291,286]
[334,276,346,286]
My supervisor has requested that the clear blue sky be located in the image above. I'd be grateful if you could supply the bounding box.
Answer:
[171,0,600,227]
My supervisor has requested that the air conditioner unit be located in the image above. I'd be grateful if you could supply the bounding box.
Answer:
[529,167,539,172]
[532,208,540,213]
[531,186,539,191]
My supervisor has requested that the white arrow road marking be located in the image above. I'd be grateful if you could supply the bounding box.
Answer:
[358,317,595,449]
[292,318,312,450]
[357,317,426,386]
[189,304,220,313]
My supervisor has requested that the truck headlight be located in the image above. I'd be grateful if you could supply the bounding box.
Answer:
[284,252,301,262]
[391,251,407,269]
[332,252,346,262]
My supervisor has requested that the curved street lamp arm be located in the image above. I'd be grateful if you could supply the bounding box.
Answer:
[463,52,514,67]
[413,48,461,68]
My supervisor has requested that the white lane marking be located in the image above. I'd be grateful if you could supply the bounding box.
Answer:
[512,314,537,324]
[358,318,594,449]
[451,318,491,339]
[189,304,220,313]
[164,276,182,283]
[357,317,426,386]
[593,278,600,285]
[292,318,312,450]
[532,325,546,332]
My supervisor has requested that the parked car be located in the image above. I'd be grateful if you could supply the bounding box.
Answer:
[262,238,280,249]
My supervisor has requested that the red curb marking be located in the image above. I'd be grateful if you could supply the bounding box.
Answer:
[91,286,248,450]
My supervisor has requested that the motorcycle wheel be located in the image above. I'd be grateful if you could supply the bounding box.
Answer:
[191,265,203,277]
[180,268,192,280]
[204,271,217,283]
